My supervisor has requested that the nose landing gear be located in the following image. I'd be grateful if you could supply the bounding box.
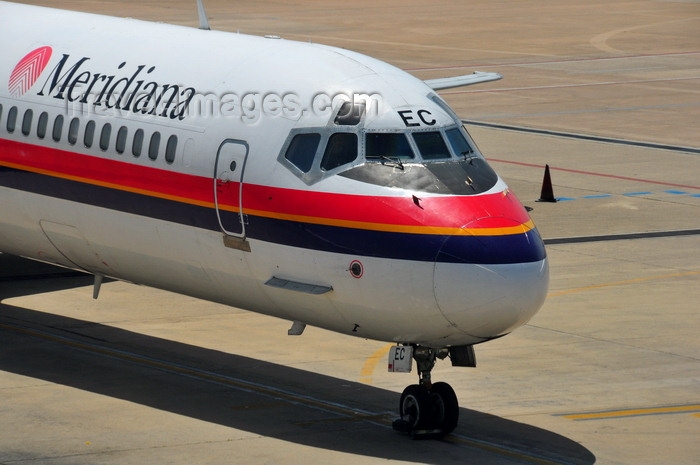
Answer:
[392,346,459,439]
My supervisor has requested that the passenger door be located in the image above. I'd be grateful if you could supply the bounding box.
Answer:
[214,139,249,237]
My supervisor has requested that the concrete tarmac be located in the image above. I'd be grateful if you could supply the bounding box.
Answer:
[2,1,699,464]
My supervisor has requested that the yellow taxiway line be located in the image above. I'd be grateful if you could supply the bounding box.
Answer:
[559,404,700,421]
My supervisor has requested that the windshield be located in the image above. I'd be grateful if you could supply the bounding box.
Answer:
[278,123,493,192]
[366,133,414,159]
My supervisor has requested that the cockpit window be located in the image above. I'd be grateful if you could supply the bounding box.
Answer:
[365,133,414,160]
[285,133,321,173]
[412,131,451,160]
[321,133,358,171]
[278,114,487,186]
[445,127,474,158]
[334,102,364,126]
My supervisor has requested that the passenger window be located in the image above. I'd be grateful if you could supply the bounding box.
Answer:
[68,118,80,145]
[116,126,128,154]
[365,133,414,160]
[165,135,177,164]
[84,120,95,148]
[149,132,160,160]
[37,112,48,139]
[52,114,63,142]
[321,133,358,171]
[445,127,474,158]
[132,129,144,157]
[21,109,33,136]
[100,123,111,151]
[285,133,320,173]
[6,106,18,133]
[412,131,450,160]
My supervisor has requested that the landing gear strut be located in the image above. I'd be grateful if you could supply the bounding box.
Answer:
[392,346,459,439]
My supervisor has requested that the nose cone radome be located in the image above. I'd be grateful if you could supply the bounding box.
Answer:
[433,216,549,339]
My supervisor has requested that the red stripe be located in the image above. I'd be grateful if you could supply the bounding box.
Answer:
[1,139,531,229]
[1,138,212,204]
[244,185,530,229]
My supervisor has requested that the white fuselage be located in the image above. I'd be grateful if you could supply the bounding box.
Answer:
[0,2,548,347]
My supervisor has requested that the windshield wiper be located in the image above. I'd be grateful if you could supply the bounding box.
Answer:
[367,155,404,170]
[461,151,478,165]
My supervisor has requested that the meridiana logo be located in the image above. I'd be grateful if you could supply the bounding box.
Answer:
[8,46,53,97]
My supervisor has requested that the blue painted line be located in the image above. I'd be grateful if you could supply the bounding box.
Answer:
[538,191,700,202]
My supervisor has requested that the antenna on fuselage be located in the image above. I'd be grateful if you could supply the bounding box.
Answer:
[196,0,211,30]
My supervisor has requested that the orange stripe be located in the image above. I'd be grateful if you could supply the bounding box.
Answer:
[3,159,535,237]
[241,207,535,236]
[0,160,215,209]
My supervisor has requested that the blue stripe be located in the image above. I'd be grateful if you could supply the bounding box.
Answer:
[0,164,220,231]
[238,211,546,264]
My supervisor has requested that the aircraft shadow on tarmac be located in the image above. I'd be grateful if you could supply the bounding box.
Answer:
[0,269,595,464]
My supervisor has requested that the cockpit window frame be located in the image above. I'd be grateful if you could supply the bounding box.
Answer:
[321,132,359,171]
[410,130,451,161]
[278,124,488,185]
[277,93,486,185]
[277,126,363,185]
[364,131,416,161]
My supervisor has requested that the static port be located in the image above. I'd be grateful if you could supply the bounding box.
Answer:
[349,260,363,278]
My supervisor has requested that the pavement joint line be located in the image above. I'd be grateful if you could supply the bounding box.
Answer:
[543,229,700,245]
[404,51,700,72]
[293,413,392,426]
[447,434,578,465]
[0,322,381,420]
[465,120,700,155]
[525,322,700,363]
[462,102,700,120]
[0,322,574,465]
[276,31,554,57]
[450,76,700,96]
[546,270,700,298]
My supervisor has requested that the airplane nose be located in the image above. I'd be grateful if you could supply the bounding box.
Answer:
[433,216,549,339]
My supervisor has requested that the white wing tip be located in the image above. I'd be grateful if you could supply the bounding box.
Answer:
[425,71,502,90]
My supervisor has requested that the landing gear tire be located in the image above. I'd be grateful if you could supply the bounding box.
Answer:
[427,382,459,434]
[394,383,459,439]
[399,384,432,431]
[392,345,462,439]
